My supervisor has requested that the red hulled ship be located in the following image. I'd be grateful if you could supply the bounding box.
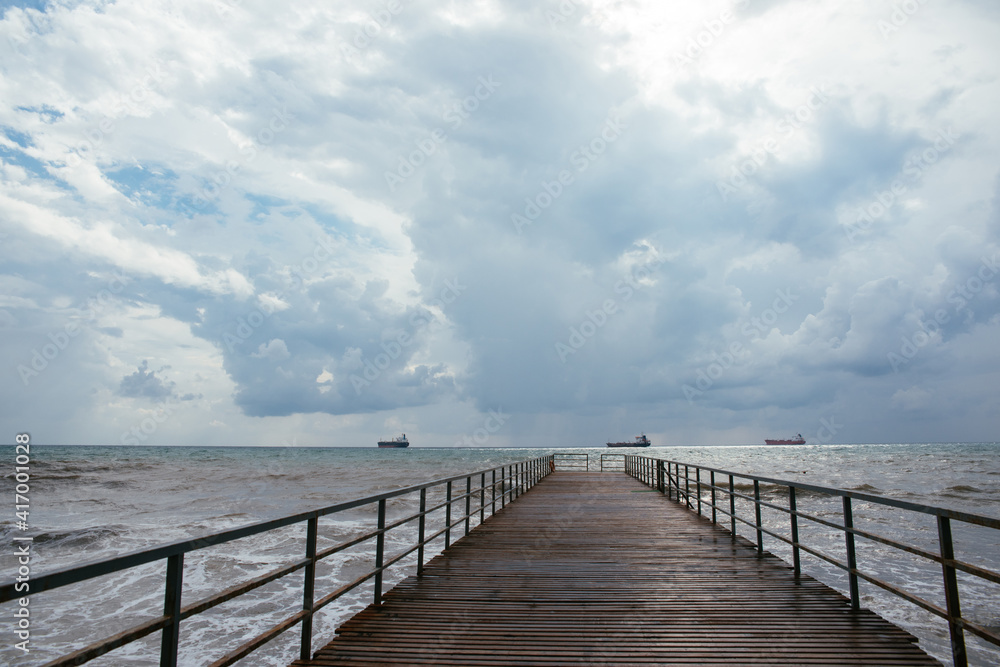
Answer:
[764,434,806,445]
[607,434,651,448]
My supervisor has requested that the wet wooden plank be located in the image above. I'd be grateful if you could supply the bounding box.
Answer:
[292,472,941,666]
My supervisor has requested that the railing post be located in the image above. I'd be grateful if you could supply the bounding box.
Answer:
[696,468,702,516]
[465,476,472,536]
[710,471,717,524]
[480,473,485,524]
[842,496,859,611]
[754,480,763,554]
[374,499,386,605]
[937,516,967,667]
[501,467,506,509]
[729,475,736,536]
[684,465,691,509]
[657,460,664,493]
[300,516,318,661]
[789,486,800,578]
[160,553,183,667]
[492,469,496,515]
[417,488,426,575]
[445,481,453,549]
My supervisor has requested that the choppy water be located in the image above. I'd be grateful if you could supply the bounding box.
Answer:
[1,443,998,666]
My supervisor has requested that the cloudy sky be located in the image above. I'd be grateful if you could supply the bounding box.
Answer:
[1,0,998,447]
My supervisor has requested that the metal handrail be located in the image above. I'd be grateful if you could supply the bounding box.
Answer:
[600,453,625,471]
[0,455,554,666]
[624,455,1000,667]
[553,452,588,470]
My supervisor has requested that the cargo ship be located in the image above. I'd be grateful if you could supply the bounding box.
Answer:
[607,434,651,448]
[764,434,806,445]
[377,434,409,448]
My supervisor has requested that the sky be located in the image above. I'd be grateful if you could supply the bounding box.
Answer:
[1,0,998,448]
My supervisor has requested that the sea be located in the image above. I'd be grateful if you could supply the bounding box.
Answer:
[2,442,998,666]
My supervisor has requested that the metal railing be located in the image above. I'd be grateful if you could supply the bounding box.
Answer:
[0,455,554,667]
[624,455,1000,667]
[600,453,625,471]
[553,452,588,470]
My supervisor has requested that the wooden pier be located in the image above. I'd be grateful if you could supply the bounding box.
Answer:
[293,472,940,666]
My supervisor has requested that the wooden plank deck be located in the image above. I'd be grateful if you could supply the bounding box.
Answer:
[293,471,940,666]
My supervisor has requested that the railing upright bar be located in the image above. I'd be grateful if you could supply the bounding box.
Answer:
[492,469,496,515]
[754,480,763,554]
[159,553,183,667]
[501,467,506,509]
[465,476,472,536]
[685,465,691,509]
[729,474,736,536]
[657,460,664,493]
[299,517,318,662]
[417,489,426,576]
[697,468,702,516]
[843,496,860,611]
[789,486,800,578]
[937,516,967,667]
[445,481,453,549]
[373,499,386,605]
[480,473,485,524]
[711,471,717,524]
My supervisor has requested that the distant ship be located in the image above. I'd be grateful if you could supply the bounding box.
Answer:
[764,434,806,445]
[607,434,651,448]
[377,434,409,448]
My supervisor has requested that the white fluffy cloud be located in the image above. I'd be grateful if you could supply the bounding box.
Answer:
[1,0,998,446]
